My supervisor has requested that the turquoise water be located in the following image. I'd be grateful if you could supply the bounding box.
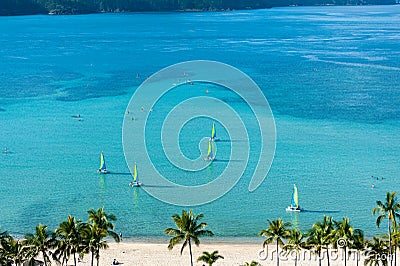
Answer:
[0,5,400,240]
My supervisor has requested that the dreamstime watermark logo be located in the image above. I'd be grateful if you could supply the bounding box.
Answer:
[337,238,347,248]
[122,60,276,206]
[257,238,391,263]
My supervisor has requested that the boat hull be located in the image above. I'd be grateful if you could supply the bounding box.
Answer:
[286,206,302,212]
[130,182,141,187]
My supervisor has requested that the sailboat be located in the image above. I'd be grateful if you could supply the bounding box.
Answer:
[204,140,215,161]
[129,163,141,187]
[286,184,302,212]
[98,152,107,174]
[210,122,219,141]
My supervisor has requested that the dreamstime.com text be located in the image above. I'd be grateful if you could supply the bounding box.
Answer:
[257,239,391,263]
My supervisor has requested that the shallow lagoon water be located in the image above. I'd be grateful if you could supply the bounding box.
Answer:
[0,5,399,240]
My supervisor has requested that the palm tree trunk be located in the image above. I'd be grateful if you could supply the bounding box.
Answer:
[318,250,321,266]
[96,248,100,266]
[344,247,347,266]
[326,247,330,266]
[188,239,193,266]
[42,251,48,266]
[295,252,297,266]
[74,252,77,266]
[389,217,393,266]
[356,251,359,266]
[276,240,279,266]
[91,251,94,266]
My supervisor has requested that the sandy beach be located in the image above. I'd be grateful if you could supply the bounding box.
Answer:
[75,241,261,266]
[73,241,376,266]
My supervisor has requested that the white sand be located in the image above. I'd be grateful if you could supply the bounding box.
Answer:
[72,241,378,266]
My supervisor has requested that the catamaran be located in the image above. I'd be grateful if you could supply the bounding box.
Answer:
[286,184,302,212]
[98,152,107,174]
[204,140,215,161]
[129,163,141,187]
[210,122,219,141]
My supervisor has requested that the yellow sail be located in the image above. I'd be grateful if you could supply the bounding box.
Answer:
[133,163,137,182]
[211,123,216,139]
[207,141,212,157]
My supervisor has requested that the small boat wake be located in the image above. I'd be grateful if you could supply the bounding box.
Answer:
[109,172,132,176]
[300,209,340,214]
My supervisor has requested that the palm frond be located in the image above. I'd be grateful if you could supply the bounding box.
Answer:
[168,235,184,250]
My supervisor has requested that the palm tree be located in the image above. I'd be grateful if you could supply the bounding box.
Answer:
[333,217,354,266]
[87,207,118,231]
[392,226,400,266]
[24,224,55,266]
[350,229,366,266]
[306,226,325,266]
[52,237,70,266]
[0,235,28,266]
[364,236,389,266]
[0,230,10,265]
[80,223,109,266]
[243,261,261,266]
[85,207,120,266]
[373,192,400,266]
[259,218,291,266]
[54,215,84,266]
[284,228,306,266]
[165,209,214,266]
[197,250,224,266]
[313,216,334,266]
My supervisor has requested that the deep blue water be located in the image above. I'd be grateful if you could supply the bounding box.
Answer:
[0,5,400,240]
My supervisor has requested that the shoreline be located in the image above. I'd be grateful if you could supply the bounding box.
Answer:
[117,236,265,245]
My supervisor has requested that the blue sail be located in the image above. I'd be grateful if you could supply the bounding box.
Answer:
[291,191,296,207]
[100,152,107,170]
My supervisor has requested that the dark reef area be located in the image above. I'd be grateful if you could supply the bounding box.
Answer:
[0,0,397,16]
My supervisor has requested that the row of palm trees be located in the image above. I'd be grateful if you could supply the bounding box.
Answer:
[0,207,119,266]
[1,192,399,265]
[261,191,400,266]
[165,191,400,266]
[259,216,366,266]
